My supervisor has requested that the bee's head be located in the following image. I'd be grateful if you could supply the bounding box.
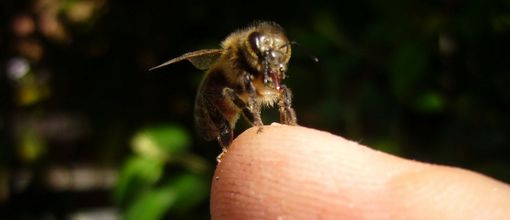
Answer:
[247,23,291,90]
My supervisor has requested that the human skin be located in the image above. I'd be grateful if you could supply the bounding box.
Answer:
[210,124,510,219]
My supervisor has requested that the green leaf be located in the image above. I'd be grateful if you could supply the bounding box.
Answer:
[114,156,164,204]
[124,185,177,220]
[131,125,191,159]
[123,173,208,220]
[168,173,209,212]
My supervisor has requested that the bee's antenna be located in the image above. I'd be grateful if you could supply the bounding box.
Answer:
[288,41,319,63]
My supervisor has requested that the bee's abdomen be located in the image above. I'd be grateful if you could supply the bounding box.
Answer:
[194,68,241,141]
[194,94,217,140]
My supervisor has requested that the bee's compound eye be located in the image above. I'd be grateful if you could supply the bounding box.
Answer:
[248,31,262,56]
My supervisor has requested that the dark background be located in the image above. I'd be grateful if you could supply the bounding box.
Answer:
[1,0,510,219]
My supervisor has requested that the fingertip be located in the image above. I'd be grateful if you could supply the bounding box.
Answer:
[210,125,510,219]
[210,125,402,219]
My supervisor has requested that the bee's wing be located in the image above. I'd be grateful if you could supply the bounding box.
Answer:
[149,49,223,71]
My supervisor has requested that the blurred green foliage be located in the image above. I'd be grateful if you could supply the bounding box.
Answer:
[1,0,510,219]
[116,125,209,220]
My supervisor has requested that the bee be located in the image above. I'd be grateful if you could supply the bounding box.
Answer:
[150,21,297,159]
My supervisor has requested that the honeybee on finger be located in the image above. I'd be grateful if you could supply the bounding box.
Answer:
[150,21,297,159]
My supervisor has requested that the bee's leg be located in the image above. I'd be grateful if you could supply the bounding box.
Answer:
[212,113,232,163]
[204,98,233,162]
[216,148,228,163]
[278,85,297,125]
[223,87,262,130]
[244,72,264,133]
[216,121,233,150]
